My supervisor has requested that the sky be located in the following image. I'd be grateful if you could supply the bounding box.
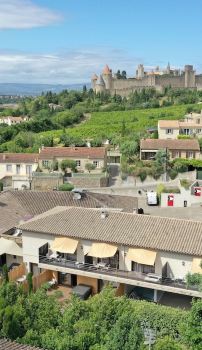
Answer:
[0,0,202,84]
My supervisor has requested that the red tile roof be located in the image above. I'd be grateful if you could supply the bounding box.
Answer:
[102,65,111,75]
[0,153,39,163]
[140,139,200,151]
[39,147,106,160]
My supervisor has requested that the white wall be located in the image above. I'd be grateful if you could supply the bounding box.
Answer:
[155,252,193,279]
[22,231,195,281]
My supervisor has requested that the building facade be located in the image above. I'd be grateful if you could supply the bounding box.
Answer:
[17,207,202,300]
[158,111,202,140]
[0,153,39,189]
[38,146,107,173]
[140,139,201,160]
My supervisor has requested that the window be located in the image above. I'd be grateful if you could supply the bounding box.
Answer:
[166,129,173,134]
[76,160,81,167]
[16,164,20,175]
[93,160,99,168]
[172,151,180,158]
[26,165,32,175]
[42,160,49,168]
[6,164,12,172]
[187,151,194,159]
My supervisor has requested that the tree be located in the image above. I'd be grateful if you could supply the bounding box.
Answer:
[85,163,96,173]
[121,71,127,79]
[183,299,202,350]
[120,140,139,157]
[26,273,33,294]
[60,159,77,173]
[154,336,185,350]
[2,264,9,283]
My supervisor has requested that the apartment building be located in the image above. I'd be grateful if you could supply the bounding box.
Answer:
[38,146,107,173]
[140,139,201,160]
[0,153,39,189]
[158,111,202,139]
[16,207,202,300]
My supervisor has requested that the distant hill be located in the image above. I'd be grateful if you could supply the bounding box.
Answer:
[0,83,91,96]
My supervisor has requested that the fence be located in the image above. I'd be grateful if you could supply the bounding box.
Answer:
[8,263,26,282]
[32,269,53,291]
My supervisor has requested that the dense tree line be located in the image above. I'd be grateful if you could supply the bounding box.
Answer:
[0,280,201,350]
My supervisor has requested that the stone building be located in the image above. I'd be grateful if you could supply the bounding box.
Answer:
[92,64,202,97]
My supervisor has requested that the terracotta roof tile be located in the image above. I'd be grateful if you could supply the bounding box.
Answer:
[158,120,179,128]
[0,153,38,163]
[39,147,106,160]
[0,190,138,234]
[0,339,43,350]
[18,206,202,257]
[140,139,200,151]
[102,65,111,75]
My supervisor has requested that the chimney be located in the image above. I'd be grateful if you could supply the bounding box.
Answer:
[133,208,138,214]
[87,141,91,148]
[3,154,6,160]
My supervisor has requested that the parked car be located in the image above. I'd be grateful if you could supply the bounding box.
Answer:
[144,273,162,283]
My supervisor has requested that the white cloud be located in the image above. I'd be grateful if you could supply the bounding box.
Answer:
[0,48,143,84]
[0,0,62,29]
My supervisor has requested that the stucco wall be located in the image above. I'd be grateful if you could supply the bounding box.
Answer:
[0,162,38,181]
[158,127,179,140]
[22,231,195,280]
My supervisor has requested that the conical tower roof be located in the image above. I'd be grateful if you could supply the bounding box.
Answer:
[91,73,98,80]
[103,64,111,75]
[96,75,105,86]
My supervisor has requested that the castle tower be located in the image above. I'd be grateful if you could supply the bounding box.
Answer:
[137,64,144,79]
[166,62,171,74]
[95,75,106,94]
[102,64,113,90]
[91,74,98,91]
[184,65,195,88]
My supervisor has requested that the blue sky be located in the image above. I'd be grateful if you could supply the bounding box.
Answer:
[0,0,202,83]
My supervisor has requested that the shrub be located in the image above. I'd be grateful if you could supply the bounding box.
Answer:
[169,169,178,180]
[139,170,147,182]
[180,179,191,190]
[54,290,64,299]
[59,183,74,191]
[26,273,33,294]
[85,163,96,173]
[2,264,9,282]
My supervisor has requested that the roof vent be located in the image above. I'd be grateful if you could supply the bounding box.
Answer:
[73,192,82,200]
[101,209,108,219]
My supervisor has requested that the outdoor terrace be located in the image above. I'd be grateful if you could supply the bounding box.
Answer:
[38,255,202,298]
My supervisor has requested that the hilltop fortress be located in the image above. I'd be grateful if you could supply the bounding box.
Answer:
[91,63,202,97]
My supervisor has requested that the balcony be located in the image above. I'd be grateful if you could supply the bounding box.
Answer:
[38,255,202,298]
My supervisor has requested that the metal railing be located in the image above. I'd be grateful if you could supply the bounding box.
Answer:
[38,255,200,293]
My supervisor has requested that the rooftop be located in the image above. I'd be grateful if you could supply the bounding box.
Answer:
[0,153,38,163]
[0,339,42,350]
[0,190,138,235]
[39,147,106,159]
[158,120,179,128]
[18,206,202,257]
[102,64,111,75]
[140,138,200,151]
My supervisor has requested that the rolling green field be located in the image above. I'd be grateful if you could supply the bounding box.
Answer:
[57,103,198,140]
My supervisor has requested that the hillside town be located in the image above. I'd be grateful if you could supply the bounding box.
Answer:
[0,1,202,350]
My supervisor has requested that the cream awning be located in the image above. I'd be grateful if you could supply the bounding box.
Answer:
[87,243,117,258]
[0,238,23,256]
[126,248,156,266]
[191,258,202,274]
[51,237,78,254]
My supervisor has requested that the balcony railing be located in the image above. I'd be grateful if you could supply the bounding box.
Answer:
[39,255,200,293]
